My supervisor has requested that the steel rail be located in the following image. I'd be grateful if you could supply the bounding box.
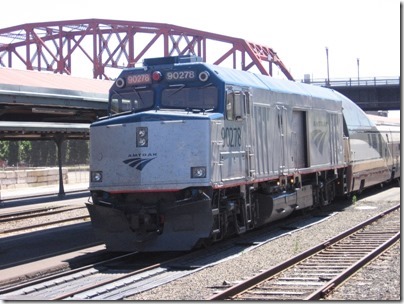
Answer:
[0,206,87,222]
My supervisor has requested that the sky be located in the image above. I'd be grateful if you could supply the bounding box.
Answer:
[0,0,400,82]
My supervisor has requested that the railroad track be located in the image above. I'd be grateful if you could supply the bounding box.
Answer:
[0,205,89,234]
[208,204,400,301]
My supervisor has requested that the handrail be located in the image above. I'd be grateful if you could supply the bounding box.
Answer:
[300,76,400,87]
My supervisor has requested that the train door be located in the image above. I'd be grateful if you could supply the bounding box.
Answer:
[220,88,248,182]
[222,88,255,182]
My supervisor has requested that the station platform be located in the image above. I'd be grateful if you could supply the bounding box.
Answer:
[0,182,89,202]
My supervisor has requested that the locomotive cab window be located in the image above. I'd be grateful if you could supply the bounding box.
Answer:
[226,91,246,121]
[109,90,154,115]
[161,85,218,110]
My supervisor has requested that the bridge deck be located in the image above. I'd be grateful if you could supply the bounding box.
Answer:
[304,77,400,111]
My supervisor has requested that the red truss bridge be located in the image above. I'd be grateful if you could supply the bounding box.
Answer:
[0,18,293,80]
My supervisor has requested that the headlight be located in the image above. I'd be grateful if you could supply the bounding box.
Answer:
[115,77,125,88]
[136,127,148,147]
[199,71,210,82]
[91,171,103,182]
[191,166,207,178]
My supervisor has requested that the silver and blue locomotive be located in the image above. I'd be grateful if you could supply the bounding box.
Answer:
[86,55,400,252]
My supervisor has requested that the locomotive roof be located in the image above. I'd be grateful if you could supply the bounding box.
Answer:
[200,62,343,110]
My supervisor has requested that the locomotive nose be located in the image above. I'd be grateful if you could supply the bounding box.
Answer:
[89,115,211,192]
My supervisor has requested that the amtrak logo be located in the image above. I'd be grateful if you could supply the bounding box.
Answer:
[311,129,327,154]
[123,157,156,171]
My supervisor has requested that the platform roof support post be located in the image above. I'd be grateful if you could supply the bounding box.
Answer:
[54,134,66,198]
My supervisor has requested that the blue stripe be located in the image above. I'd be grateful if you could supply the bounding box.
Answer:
[92,111,222,127]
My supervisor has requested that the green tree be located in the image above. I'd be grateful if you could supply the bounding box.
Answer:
[19,141,32,166]
[0,139,89,168]
[0,141,9,161]
[67,140,89,165]
[8,141,19,166]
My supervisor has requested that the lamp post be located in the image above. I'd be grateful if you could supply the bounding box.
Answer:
[357,58,360,85]
[325,47,330,86]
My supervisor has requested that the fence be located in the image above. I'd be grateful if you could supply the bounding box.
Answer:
[301,76,400,87]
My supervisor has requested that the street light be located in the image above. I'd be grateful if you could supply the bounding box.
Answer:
[325,47,330,86]
[357,58,360,85]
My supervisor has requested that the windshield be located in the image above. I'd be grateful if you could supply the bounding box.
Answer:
[109,90,154,115]
[161,86,218,110]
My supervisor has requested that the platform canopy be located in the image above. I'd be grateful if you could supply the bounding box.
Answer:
[0,121,90,140]
[0,67,111,124]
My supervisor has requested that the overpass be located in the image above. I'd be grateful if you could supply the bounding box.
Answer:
[0,19,293,80]
[305,77,400,111]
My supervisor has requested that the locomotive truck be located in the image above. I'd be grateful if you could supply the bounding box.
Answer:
[86,55,400,252]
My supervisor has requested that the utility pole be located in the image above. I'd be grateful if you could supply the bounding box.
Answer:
[325,47,330,86]
[357,58,360,85]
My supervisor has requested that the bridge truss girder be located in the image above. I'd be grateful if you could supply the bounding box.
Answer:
[0,18,293,80]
